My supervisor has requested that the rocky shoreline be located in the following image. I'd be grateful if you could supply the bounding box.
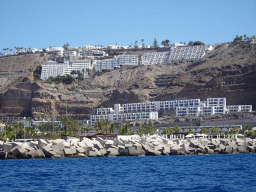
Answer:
[0,136,255,160]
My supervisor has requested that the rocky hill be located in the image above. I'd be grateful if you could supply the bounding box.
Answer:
[0,42,255,121]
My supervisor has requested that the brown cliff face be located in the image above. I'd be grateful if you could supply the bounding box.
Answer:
[0,42,255,120]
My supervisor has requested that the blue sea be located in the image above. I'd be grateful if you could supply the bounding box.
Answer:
[1,154,256,192]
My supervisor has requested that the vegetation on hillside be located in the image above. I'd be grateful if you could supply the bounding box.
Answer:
[45,75,75,84]
[33,65,42,80]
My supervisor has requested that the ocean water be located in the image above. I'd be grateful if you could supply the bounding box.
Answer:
[1,154,256,192]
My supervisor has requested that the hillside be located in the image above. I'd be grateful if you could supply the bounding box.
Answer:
[0,42,255,121]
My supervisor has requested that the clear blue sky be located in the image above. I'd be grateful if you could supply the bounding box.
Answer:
[0,0,255,52]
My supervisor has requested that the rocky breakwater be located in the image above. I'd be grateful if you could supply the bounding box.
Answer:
[0,136,256,160]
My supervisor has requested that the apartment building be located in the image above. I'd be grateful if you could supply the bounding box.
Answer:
[94,55,139,72]
[141,44,214,65]
[92,98,252,124]
[227,105,252,112]
[41,59,92,80]
[90,111,158,125]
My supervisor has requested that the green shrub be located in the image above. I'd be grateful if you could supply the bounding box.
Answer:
[33,65,42,80]
[0,136,6,142]
[247,130,255,137]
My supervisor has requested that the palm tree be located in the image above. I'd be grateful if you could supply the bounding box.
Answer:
[188,128,194,134]
[102,119,111,134]
[95,120,104,133]
[141,39,144,47]
[109,124,115,135]
[200,128,208,134]
[173,125,181,133]
[165,39,170,46]
[231,126,239,134]
[211,126,219,134]
[224,130,230,138]
[27,117,33,127]
[82,123,93,135]
[163,127,171,135]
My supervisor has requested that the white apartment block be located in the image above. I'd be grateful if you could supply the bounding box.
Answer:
[113,55,138,66]
[227,105,252,112]
[96,108,115,115]
[207,98,226,107]
[141,45,214,65]
[92,98,252,124]
[48,46,64,56]
[94,55,139,72]
[176,107,201,117]
[95,59,115,72]
[41,60,92,80]
[90,111,158,125]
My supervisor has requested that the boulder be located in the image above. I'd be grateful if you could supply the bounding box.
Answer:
[29,141,39,148]
[0,151,7,160]
[128,147,141,156]
[42,146,55,158]
[27,149,39,157]
[92,140,104,150]
[105,141,115,149]
[170,146,180,155]
[224,146,232,154]
[38,139,48,150]
[88,150,98,157]
[95,137,105,147]
[119,147,129,156]
[63,141,71,148]
[52,145,60,153]
[248,146,255,153]
[25,146,35,152]
[56,150,65,157]
[70,146,77,154]
[106,147,119,157]
[237,146,246,153]
[220,139,229,146]
[124,143,133,149]
[76,147,85,153]
[11,146,28,159]
[36,149,46,158]
[63,148,73,156]
[4,143,12,152]
[201,140,209,146]
[98,148,107,156]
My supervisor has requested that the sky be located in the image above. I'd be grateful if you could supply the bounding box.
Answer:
[0,0,255,52]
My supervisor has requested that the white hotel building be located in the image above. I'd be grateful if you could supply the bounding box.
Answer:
[141,45,214,65]
[90,98,252,125]
[41,59,92,80]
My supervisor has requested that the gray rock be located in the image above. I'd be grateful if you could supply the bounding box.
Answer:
[119,148,129,156]
[4,143,12,152]
[70,146,77,154]
[76,147,85,153]
[128,147,141,156]
[0,151,7,159]
[88,150,98,157]
[106,147,119,157]
[238,146,246,153]
[247,146,255,153]
[64,148,73,155]
[43,146,55,158]
[220,139,229,146]
[11,146,28,159]
[95,137,105,147]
